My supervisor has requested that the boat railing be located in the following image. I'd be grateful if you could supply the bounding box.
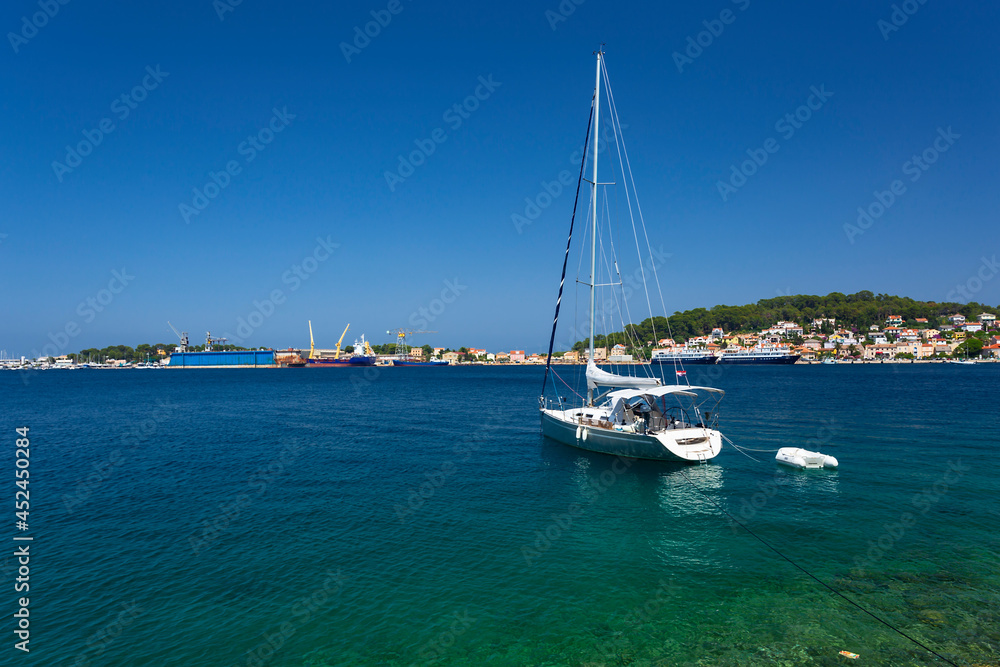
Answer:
[540,396,571,411]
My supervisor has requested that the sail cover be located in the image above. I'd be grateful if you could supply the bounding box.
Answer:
[586,360,662,391]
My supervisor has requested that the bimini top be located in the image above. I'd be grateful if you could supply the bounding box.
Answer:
[605,385,725,403]
[586,360,662,391]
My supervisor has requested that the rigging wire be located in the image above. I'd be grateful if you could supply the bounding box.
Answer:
[597,191,650,381]
[542,93,595,400]
[600,60,658,346]
[550,367,585,401]
[600,56,687,383]
[677,468,960,667]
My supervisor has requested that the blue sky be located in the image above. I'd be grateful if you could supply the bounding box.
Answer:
[1,1,998,357]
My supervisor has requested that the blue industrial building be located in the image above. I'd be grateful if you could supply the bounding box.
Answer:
[166,350,276,367]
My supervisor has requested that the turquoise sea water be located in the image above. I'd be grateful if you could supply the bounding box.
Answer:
[2,364,998,666]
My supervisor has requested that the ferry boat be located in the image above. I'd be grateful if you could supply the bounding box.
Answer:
[718,345,800,364]
[650,348,719,365]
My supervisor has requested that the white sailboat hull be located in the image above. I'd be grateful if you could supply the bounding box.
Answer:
[540,409,721,463]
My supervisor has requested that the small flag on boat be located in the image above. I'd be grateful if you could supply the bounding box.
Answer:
[676,370,687,377]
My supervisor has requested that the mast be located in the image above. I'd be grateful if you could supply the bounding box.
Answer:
[587,49,602,406]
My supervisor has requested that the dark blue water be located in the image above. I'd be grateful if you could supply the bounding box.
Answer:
[2,364,997,666]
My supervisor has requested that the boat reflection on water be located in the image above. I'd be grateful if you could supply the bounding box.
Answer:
[653,463,726,514]
[546,441,728,513]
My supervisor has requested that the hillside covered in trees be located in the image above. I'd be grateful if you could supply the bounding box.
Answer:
[573,291,997,349]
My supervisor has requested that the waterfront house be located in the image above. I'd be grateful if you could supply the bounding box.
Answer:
[593,347,607,361]
[864,343,898,359]
[948,314,966,325]
[963,322,983,333]
[609,343,632,362]
[657,338,675,347]
[442,351,460,363]
[886,315,903,326]
[934,341,956,355]
[914,317,928,324]
[495,352,510,362]
[980,313,996,327]
[801,338,822,351]
[921,329,940,340]
[509,350,525,363]
[562,350,579,362]
[869,324,881,332]
[982,343,1000,359]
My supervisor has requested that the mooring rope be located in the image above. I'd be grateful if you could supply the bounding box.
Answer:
[721,434,762,463]
[722,434,782,453]
[677,469,959,666]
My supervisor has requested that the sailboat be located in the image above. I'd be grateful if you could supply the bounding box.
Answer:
[538,49,725,463]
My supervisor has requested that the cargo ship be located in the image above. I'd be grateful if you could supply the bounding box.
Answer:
[306,322,376,367]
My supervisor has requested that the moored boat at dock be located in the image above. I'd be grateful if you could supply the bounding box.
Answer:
[718,345,800,364]
[650,348,719,365]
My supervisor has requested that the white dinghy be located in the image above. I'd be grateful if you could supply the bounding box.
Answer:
[775,447,838,469]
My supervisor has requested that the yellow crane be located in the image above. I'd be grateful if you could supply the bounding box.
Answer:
[386,328,437,356]
[308,321,351,360]
[334,323,350,359]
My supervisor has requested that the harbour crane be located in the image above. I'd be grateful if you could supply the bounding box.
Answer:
[167,322,188,353]
[205,332,228,352]
[386,328,437,356]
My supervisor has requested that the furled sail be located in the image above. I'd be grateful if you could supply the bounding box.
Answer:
[585,360,662,391]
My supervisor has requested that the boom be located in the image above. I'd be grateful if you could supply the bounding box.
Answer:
[335,324,351,359]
